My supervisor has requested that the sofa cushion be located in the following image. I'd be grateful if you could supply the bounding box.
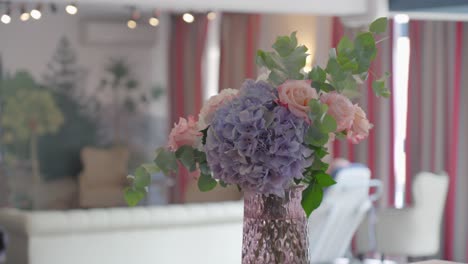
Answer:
[0,202,243,236]
[80,146,129,187]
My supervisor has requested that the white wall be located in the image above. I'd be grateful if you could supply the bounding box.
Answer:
[258,14,332,71]
[0,9,170,153]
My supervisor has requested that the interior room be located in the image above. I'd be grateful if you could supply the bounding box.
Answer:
[0,0,467,263]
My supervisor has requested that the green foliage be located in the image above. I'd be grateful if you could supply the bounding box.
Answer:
[154,147,178,175]
[198,173,217,192]
[175,146,196,171]
[301,183,323,217]
[133,166,151,189]
[125,162,159,207]
[124,187,146,207]
[201,127,209,145]
[1,72,64,142]
[369,17,388,34]
[38,91,97,180]
[256,32,308,85]
[315,172,336,187]
[305,126,329,147]
[372,77,391,98]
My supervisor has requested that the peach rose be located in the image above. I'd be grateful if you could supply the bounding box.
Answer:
[277,80,318,122]
[347,105,373,144]
[320,92,355,132]
[167,116,202,151]
[198,88,239,129]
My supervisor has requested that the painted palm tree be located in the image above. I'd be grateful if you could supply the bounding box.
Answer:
[1,72,64,183]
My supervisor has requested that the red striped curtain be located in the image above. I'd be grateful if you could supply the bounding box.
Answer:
[331,18,395,208]
[219,14,261,91]
[168,14,208,202]
[332,18,468,262]
[406,20,467,262]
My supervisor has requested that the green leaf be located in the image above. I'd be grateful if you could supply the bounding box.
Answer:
[337,36,354,55]
[354,32,377,74]
[134,166,151,189]
[337,56,358,72]
[309,66,326,83]
[317,114,337,133]
[326,58,347,81]
[198,173,217,192]
[315,172,337,187]
[154,147,178,175]
[219,180,228,188]
[305,126,329,147]
[124,187,146,207]
[301,183,324,217]
[308,99,328,121]
[272,32,299,57]
[335,131,347,140]
[333,74,357,93]
[312,82,335,93]
[200,126,209,145]
[199,162,211,175]
[369,17,388,34]
[256,32,308,85]
[141,163,160,174]
[313,147,329,159]
[372,79,391,98]
[175,145,196,171]
[311,157,329,171]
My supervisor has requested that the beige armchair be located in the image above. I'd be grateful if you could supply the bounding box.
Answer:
[355,172,449,258]
[78,146,129,208]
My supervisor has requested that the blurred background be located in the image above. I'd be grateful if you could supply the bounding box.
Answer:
[0,0,467,264]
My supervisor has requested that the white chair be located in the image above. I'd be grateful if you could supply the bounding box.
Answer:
[355,171,449,258]
[309,165,382,263]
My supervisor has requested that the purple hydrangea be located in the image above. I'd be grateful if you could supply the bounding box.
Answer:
[205,80,312,196]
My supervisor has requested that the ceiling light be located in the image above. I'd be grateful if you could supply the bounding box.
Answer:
[1,7,11,24]
[20,5,30,21]
[149,9,160,27]
[182,13,194,23]
[127,19,137,29]
[149,17,159,27]
[30,4,43,20]
[207,11,216,20]
[65,3,78,15]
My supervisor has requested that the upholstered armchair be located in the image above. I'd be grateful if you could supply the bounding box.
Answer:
[78,146,129,208]
[355,172,449,258]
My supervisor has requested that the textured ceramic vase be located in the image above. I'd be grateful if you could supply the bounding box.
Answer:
[242,186,309,264]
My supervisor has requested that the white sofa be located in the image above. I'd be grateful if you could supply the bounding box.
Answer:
[0,202,243,264]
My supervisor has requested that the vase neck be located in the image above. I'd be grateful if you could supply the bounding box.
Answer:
[243,187,305,219]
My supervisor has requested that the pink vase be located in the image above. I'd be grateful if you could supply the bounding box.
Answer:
[242,186,309,264]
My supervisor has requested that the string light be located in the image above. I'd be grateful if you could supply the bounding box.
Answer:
[182,12,194,23]
[1,5,11,24]
[30,4,43,20]
[127,19,137,29]
[65,3,78,15]
[207,11,216,21]
[20,5,30,21]
[127,7,140,29]
[149,9,159,27]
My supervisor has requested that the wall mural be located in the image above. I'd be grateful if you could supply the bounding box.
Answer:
[0,36,166,208]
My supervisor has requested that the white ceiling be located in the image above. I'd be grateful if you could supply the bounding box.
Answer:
[17,0,371,15]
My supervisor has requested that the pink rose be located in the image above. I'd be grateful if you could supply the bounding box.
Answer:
[277,80,318,122]
[198,88,239,129]
[347,105,373,144]
[167,116,202,151]
[320,92,355,132]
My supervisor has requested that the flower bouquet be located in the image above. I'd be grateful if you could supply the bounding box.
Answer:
[125,17,389,263]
